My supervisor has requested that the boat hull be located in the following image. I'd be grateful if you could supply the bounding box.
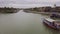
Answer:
[43,21,57,30]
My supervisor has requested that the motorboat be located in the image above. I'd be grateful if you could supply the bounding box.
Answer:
[43,18,60,30]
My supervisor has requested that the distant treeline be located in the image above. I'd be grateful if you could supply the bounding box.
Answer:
[0,7,20,13]
[24,6,60,13]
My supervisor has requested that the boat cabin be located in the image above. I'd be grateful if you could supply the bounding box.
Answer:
[43,18,60,29]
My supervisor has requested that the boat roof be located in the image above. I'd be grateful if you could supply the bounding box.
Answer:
[44,18,55,22]
[44,18,60,25]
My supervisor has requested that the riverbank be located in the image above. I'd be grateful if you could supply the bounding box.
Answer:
[23,5,60,15]
[23,10,57,15]
[0,7,21,13]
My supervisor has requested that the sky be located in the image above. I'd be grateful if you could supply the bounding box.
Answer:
[0,0,60,8]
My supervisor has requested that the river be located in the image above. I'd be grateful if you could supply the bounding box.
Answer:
[0,10,60,34]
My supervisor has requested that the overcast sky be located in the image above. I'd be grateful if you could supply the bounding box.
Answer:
[0,0,60,8]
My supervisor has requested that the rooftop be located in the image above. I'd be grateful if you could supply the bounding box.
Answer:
[45,18,55,22]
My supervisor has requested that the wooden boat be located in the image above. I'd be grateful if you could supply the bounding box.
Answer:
[43,18,60,30]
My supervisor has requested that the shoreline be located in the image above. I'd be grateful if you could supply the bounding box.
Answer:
[23,10,60,15]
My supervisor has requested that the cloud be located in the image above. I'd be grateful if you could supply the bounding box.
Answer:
[0,0,60,4]
[0,0,60,8]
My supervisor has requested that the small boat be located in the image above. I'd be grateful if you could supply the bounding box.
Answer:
[50,13,60,18]
[43,18,60,30]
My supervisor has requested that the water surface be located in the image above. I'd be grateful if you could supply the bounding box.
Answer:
[0,10,60,34]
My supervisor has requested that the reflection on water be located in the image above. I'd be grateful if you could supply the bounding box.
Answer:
[0,10,60,34]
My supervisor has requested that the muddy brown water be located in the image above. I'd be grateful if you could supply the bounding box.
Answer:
[0,10,60,34]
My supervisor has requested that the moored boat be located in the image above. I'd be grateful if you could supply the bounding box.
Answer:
[50,13,60,18]
[43,18,60,30]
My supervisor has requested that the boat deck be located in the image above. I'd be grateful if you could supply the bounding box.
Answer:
[44,18,60,25]
[44,18,55,22]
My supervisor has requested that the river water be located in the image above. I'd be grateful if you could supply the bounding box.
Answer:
[0,10,60,34]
